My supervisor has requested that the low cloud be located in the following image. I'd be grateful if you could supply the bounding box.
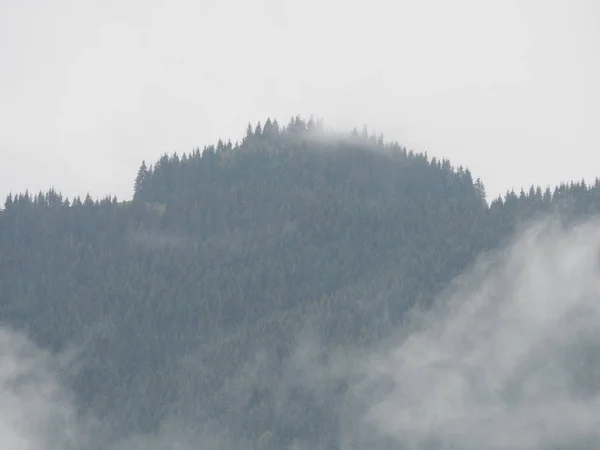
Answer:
[348,215,600,449]
[0,326,84,450]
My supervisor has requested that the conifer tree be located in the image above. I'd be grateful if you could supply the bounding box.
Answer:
[4,192,13,210]
[134,160,148,200]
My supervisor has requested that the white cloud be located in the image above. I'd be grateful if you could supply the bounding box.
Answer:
[351,216,600,448]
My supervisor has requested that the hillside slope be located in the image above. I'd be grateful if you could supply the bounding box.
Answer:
[1,116,600,448]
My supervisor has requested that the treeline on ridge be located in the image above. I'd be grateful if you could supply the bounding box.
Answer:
[1,115,599,448]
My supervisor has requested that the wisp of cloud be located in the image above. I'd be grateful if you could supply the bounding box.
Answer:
[0,325,238,450]
[349,215,600,449]
[0,326,84,450]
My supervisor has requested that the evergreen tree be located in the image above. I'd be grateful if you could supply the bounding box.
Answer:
[4,192,13,210]
[134,160,148,199]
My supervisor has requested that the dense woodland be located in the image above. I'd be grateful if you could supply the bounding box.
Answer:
[1,116,600,449]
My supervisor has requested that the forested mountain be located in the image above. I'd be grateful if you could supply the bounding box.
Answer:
[1,116,600,449]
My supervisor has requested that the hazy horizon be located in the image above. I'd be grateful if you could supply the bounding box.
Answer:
[1,0,599,203]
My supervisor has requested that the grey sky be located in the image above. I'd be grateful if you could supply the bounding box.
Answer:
[1,0,599,202]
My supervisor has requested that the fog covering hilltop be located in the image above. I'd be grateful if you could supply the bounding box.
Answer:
[2,116,600,449]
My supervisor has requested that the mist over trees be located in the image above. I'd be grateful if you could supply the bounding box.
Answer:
[1,116,600,449]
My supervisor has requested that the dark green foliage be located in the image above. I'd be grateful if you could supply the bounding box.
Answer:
[1,117,599,448]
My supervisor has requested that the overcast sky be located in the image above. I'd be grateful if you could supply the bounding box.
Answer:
[1,0,599,203]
